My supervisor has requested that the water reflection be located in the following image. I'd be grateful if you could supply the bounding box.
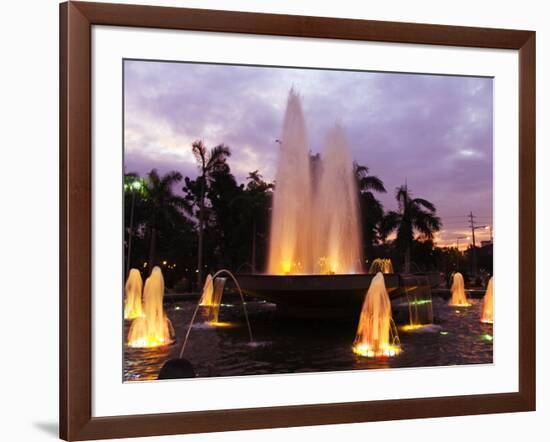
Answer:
[124,296,492,381]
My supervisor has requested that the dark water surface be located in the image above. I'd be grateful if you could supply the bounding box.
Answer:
[124,296,493,381]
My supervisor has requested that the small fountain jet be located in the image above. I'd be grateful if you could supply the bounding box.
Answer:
[448,272,471,307]
[481,277,493,323]
[124,268,143,320]
[353,272,400,357]
[127,266,175,348]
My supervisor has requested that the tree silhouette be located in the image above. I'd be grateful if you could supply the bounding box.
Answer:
[354,163,386,260]
[143,169,190,273]
[382,184,441,272]
[189,140,231,285]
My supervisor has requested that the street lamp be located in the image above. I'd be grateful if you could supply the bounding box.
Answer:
[125,177,143,276]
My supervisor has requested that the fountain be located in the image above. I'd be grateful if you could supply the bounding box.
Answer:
[267,90,362,275]
[203,277,228,324]
[124,268,143,320]
[448,272,471,307]
[158,269,254,379]
[267,89,313,274]
[368,259,394,274]
[353,272,400,357]
[127,266,175,348]
[199,274,214,306]
[237,89,441,318]
[481,277,494,323]
[179,269,253,357]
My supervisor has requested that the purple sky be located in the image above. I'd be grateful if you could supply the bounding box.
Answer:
[124,59,493,249]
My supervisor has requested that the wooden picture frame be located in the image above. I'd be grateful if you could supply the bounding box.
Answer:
[60,1,536,440]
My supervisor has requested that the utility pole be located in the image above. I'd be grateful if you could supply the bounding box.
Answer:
[468,212,478,276]
[456,235,469,271]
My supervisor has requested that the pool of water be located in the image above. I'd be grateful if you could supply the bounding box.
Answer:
[124,296,493,381]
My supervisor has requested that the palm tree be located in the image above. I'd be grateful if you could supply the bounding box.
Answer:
[245,171,273,272]
[382,184,441,273]
[144,169,190,273]
[191,140,231,286]
[354,163,386,259]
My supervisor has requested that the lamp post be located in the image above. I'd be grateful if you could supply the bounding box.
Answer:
[125,179,143,276]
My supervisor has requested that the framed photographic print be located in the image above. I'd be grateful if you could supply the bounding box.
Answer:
[60,1,536,440]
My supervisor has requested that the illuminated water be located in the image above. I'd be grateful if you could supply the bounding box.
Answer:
[368,259,394,274]
[267,90,362,275]
[481,277,494,324]
[124,268,143,320]
[127,267,175,348]
[124,296,493,381]
[353,273,400,357]
[199,274,214,306]
[449,272,471,306]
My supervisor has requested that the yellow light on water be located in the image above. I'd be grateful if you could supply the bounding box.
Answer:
[353,343,400,358]
[450,302,472,307]
[127,336,170,348]
[400,324,426,332]
[208,321,234,328]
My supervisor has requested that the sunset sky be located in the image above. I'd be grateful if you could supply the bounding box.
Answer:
[124,59,493,249]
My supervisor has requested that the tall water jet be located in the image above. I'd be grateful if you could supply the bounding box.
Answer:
[267,90,362,275]
[199,274,214,306]
[353,272,400,357]
[481,277,493,323]
[314,124,362,274]
[268,89,313,274]
[124,268,143,319]
[449,272,471,307]
[368,258,394,274]
[127,266,175,348]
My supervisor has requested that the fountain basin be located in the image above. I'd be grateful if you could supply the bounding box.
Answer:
[237,273,441,319]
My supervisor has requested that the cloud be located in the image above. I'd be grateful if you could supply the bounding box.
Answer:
[124,60,493,245]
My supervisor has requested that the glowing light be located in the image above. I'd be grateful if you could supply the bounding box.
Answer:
[199,275,215,306]
[281,261,292,275]
[440,331,449,336]
[208,321,234,328]
[482,333,493,342]
[127,267,175,348]
[481,277,494,324]
[353,343,400,358]
[267,91,362,276]
[124,269,143,320]
[400,324,426,332]
[448,272,472,307]
[353,273,400,358]
[409,299,432,306]
[127,336,171,348]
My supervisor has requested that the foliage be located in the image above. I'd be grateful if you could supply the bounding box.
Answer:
[381,185,442,272]
[123,140,486,288]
